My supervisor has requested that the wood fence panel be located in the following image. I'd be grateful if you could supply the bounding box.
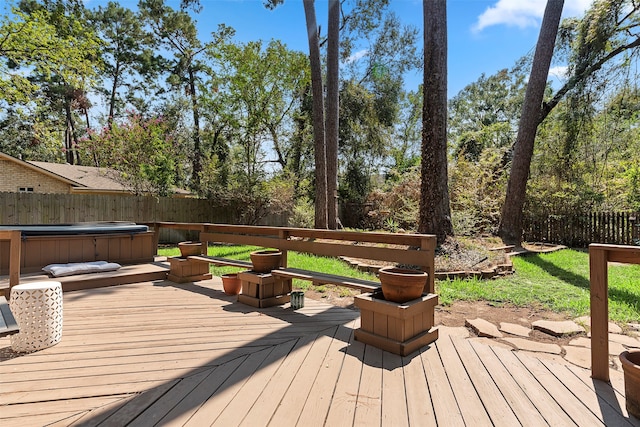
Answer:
[0,192,288,243]
[524,211,640,247]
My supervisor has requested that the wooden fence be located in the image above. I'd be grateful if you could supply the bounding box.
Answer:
[523,211,640,247]
[0,192,288,243]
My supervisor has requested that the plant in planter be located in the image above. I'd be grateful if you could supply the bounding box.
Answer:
[378,266,428,303]
[178,241,203,257]
[221,273,242,295]
[250,249,282,273]
[620,350,640,418]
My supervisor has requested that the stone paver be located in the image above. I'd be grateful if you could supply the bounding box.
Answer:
[574,316,623,334]
[568,337,626,356]
[568,337,592,348]
[563,345,591,369]
[628,323,640,333]
[448,317,640,370]
[499,322,531,337]
[532,320,585,337]
[502,337,562,354]
[607,333,640,349]
[465,318,503,338]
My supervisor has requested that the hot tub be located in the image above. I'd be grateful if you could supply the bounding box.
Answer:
[0,222,156,274]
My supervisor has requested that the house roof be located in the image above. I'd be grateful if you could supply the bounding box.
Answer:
[0,152,191,196]
[28,161,129,192]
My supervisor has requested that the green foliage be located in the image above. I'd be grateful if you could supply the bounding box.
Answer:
[354,165,419,231]
[0,4,101,107]
[288,197,315,228]
[449,147,508,235]
[79,112,183,196]
[448,66,527,160]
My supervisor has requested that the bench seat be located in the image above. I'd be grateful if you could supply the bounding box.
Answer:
[0,296,19,338]
[188,255,253,269]
[271,268,380,292]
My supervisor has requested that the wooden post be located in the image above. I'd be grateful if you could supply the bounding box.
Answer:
[9,230,21,290]
[420,235,436,294]
[589,245,609,382]
[279,230,289,268]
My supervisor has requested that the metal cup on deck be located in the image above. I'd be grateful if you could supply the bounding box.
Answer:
[290,290,304,309]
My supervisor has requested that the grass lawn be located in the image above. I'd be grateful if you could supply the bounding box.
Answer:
[440,249,640,323]
[159,245,640,323]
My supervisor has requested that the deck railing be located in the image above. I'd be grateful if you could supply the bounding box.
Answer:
[149,222,437,293]
[589,243,640,381]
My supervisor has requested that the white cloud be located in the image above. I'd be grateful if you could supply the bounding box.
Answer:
[344,49,369,64]
[472,0,592,33]
[548,65,568,79]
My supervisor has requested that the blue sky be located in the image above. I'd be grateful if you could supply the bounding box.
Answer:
[188,0,592,97]
[90,0,592,97]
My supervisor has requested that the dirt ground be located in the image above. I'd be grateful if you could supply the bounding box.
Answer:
[303,237,577,345]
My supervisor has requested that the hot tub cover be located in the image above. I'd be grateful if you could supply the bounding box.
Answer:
[0,222,149,236]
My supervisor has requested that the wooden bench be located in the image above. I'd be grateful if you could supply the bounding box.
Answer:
[0,296,19,338]
[270,268,380,292]
[188,255,253,269]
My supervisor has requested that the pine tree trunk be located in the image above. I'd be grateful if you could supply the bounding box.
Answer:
[326,0,340,229]
[188,66,202,191]
[499,0,564,244]
[304,0,328,229]
[419,0,453,244]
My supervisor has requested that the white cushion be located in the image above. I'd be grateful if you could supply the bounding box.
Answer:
[43,261,122,277]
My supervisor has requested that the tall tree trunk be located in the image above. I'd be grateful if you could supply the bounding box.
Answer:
[108,60,120,127]
[304,0,328,229]
[188,65,202,191]
[498,0,564,245]
[326,0,340,229]
[419,0,452,244]
[64,99,81,165]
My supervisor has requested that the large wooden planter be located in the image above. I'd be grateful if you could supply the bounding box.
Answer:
[354,290,438,356]
[167,257,212,283]
[237,270,291,308]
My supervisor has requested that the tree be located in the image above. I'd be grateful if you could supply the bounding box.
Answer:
[326,0,339,228]
[89,2,160,127]
[203,39,309,193]
[303,0,328,228]
[139,0,208,191]
[14,0,101,165]
[448,65,527,162]
[498,0,564,244]
[419,0,452,244]
[80,111,182,197]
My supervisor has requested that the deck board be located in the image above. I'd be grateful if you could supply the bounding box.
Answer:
[0,275,636,426]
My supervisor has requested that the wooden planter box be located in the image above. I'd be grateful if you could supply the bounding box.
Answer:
[167,257,212,283]
[354,290,438,356]
[237,271,291,308]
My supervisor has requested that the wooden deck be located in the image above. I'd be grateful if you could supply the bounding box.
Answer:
[1,277,638,426]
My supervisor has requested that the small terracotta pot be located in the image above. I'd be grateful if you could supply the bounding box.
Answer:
[620,350,640,418]
[378,266,427,303]
[250,250,282,273]
[178,241,202,257]
[221,273,242,296]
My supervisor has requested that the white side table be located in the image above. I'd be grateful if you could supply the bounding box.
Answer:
[10,281,63,352]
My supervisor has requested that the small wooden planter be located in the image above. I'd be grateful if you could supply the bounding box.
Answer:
[237,271,291,308]
[167,257,212,283]
[354,290,438,356]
